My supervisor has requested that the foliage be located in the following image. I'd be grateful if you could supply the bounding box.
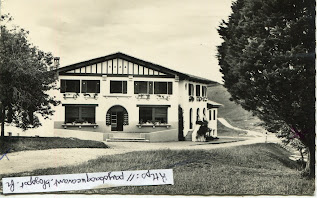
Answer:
[0,136,108,154]
[178,105,184,141]
[217,0,315,177]
[0,14,59,135]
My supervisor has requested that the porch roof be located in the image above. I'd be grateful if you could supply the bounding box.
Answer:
[207,100,222,109]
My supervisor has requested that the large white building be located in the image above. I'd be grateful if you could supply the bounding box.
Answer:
[6,52,221,142]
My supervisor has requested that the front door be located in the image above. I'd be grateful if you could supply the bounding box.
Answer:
[111,111,124,131]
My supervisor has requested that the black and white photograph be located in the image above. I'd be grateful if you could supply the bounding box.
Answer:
[0,0,315,197]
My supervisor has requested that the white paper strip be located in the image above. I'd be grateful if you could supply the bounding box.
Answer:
[2,169,174,194]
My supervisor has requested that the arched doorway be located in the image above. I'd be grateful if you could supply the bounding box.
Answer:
[106,105,128,131]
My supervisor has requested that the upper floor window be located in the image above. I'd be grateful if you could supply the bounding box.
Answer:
[82,80,100,93]
[134,81,153,94]
[134,81,172,95]
[110,81,127,94]
[61,80,80,93]
[196,85,201,96]
[188,83,194,96]
[154,82,173,95]
[202,86,207,97]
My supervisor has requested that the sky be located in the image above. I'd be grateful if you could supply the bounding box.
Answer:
[2,0,233,83]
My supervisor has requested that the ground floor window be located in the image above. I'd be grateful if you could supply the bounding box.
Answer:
[65,105,96,124]
[139,107,168,124]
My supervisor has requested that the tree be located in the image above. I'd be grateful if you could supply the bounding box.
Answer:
[0,14,59,136]
[217,0,315,177]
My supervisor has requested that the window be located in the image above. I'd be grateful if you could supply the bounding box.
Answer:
[209,110,212,120]
[134,81,153,94]
[139,107,168,124]
[110,81,127,94]
[65,105,96,124]
[196,108,200,122]
[154,82,173,94]
[213,110,216,120]
[188,84,194,96]
[60,80,80,93]
[202,86,207,97]
[189,108,193,129]
[82,80,100,93]
[196,85,201,96]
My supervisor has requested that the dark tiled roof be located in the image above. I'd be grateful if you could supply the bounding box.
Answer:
[58,52,217,84]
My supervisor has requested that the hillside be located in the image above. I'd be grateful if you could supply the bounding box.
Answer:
[207,84,266,133]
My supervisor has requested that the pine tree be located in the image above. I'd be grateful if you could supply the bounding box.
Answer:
[217,0,315,177]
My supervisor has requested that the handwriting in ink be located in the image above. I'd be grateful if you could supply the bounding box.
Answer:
[0,148,11,160]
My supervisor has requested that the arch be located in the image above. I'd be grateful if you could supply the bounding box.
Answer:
[196,108,200,122]
[189,108,193,129]
[106,105,128,131]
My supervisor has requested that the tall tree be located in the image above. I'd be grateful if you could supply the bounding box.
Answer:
[217,0,315,177]
[0,14,59,136]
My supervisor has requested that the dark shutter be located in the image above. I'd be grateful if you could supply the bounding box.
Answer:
[96,81,100,93]
[82,81,87,93]
[123,81,127,94]
[61,80,66,93]
[134,81,139,94]
[149,81,153,94]
[65,106,79,123]
[123,113,129,125]
[168,82,173,94]
[106,113,111,125]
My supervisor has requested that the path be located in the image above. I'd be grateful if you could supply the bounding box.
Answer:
[218,117,265,137]
[0,135,279,175]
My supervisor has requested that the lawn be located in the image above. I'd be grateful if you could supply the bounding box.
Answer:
[0,136,108,154]
[0,143,314,195]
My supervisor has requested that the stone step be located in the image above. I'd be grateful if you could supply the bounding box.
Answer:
[111,133,143,138]
[106,137,149,142]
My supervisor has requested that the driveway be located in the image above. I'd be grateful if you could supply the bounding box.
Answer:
[0,135,279,175]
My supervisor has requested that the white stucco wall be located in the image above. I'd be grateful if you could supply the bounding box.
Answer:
[53,75,179,134]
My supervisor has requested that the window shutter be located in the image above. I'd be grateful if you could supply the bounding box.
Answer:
[134,82,139,94]
[96,81,100,93]
[123,81,127,94]
[168,82,173,94]
[106,113,111,125]
[149,81,153,94]
[82,81,87,93]
[123,113,129,125]
[61,80,66,93]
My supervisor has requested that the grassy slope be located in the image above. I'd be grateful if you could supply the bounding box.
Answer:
[208,84,265,133]
[1,143,314,195]
[0,137,108,154]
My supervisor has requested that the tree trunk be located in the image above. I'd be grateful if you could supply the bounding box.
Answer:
[303,144,315,178]
[1,106,5,137]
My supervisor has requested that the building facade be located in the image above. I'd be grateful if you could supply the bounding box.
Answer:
[50,52,221,142]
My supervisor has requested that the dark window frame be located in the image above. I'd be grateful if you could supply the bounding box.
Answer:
[196,85,201,96]
[188,84,194,96]
[60,79,80,93]
[154,82,173,95]
[82,80,100,93]
[202,86,207,97]
[139,107,168,124]
[110,80,127,94]
[65,105,96,124]
[134,81,153,94]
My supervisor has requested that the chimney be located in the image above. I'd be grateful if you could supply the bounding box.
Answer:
[49,57,60,71]
[53,57,60,69]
